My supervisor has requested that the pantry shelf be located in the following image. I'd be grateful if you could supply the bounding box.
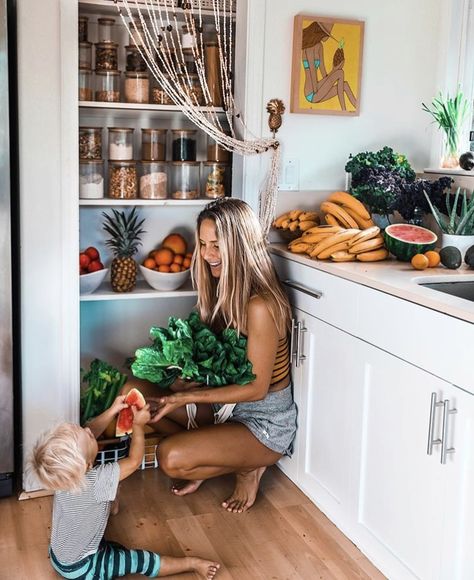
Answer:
[80,279,197,302]
[79,101,227,120]
[79,0,235,19]
[79,199,211,207]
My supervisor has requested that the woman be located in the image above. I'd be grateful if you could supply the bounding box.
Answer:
[147,198,296,513]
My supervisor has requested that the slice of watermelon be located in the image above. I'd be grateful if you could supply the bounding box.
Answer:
[383,224,437,261]
[116,387,146,437]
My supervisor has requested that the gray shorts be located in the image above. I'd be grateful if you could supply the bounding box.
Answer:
[213,384,298,456]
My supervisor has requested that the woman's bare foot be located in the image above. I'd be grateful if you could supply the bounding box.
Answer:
[221,467,266,513]
[171,479,204,496]
[160,555,220,579]
[190,557,220,579]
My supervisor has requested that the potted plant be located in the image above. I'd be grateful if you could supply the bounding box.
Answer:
[422,89,470,169]
[424,187,474,258]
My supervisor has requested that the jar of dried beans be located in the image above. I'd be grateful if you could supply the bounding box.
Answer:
[171,129,197,162]
[79,127,102,159]
[124,71,149,104]
[79,69,93,101]
[150,74,174,105]
[108,160,138,199]
[95,42,118,72]
[141,129,167,161]
[139,161,168,199]
[108,128,134,160]
[95,71,120,102]
[171,161,200,199]
[125,45,147,72]
[80,160,104,199]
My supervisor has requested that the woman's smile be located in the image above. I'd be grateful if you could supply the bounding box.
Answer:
[199,219,222,277]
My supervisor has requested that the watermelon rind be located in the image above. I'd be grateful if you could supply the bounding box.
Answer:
[383,224,437,261]
[116,387,146,437]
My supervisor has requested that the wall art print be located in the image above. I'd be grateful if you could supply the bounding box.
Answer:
[291,15,364,116]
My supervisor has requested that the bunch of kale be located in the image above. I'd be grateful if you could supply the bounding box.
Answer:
[131,311,256,388]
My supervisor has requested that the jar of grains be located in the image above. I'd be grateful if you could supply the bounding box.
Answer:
[125,45,147,72]
[150,74,174,105]
[79,160,104,199]
[95,71,120,102]
[79,42,92,69]
[78,15,88,43]
[97,17,115,43]
[108,128,134,160]
[201,161,229,199]
[141,129,167,161]
[183,73,204,106]
[171,161,200,199]
[128,21,144,47]
[171,129,197,161]
[139,161,168,199]
[207,132,231,162]
[79,127,102,159]
[95,42,118,71]
[108,160,138,199]
[79,69,93,101]
[124,71,149,104]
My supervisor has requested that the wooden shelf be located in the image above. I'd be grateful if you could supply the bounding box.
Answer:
[79,0,235,18]
[423,167,474,177]
[79,102,227,119]
[79,198,211,207]
[80,279,197,302]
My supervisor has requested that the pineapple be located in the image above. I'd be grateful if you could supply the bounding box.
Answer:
[102,208,145,292]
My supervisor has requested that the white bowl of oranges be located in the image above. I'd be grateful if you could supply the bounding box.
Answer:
[140,233,193,291]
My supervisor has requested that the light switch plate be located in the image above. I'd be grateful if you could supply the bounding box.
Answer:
[279,157,300,191]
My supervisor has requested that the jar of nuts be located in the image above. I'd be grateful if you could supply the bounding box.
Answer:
[79,69,93,102]
[108,160,138,199]
[79,127,102,159]
[95,71,120,102]
[201,161,229,199]
[95,42,118,72]
[124,71,149,104]
[150,74,174,105]
[171,161,200,200]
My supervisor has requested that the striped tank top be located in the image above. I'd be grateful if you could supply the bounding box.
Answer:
[270,336,290,385]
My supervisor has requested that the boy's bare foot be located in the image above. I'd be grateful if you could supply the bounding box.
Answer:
[190,557,220,579]
[171,479,204,496]
[221,466,266,513]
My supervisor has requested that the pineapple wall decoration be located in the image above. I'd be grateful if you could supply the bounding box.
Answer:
[102,208,146,293]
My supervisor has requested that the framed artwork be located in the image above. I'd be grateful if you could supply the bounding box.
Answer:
[290,15,365,116]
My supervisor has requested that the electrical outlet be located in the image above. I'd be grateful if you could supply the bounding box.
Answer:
[279,157,300,191]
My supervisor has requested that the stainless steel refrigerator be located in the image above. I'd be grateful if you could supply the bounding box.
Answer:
[0,0,17,498]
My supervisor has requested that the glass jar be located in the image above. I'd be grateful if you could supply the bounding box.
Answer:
[108,160,137,199]
[79,127,102,159]
[171,161,200,199]
[181,24,196,49]
[108,128,134,160]
[95,42,118,71]
[202,162,229,199]
[78,69,93,101]
[150,74,174,105]
[95,71,120,102]
[207,132,231,162]
[182,48,197,74]
[204,41,222,106]
[124,71,149,104]
[79,42,92,70]
[139,161,168,199]
[128,21,144,47]
[78,16,89,43]
[182,73,204,105]
[171,129,197,161]
[125,45,147,72]
[79,160,104,199]
[98,17,115,43]
[141,129,167,161]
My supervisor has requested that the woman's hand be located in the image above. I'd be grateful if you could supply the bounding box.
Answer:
[148,393,186,423]
[170,377,204,392]
[109,395,128,416]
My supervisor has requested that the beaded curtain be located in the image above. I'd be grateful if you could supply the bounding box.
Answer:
[113,0,280,237]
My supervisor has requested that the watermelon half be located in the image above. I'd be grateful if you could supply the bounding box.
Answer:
[116,387,146,437]
[383,224,437,261]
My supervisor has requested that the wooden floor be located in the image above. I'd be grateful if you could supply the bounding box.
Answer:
[0,466,385,579]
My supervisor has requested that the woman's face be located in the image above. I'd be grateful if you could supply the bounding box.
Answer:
[199,218,222,278]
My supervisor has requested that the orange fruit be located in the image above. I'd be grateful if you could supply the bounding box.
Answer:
[148,249,159,259]
[183,257,191,269]
[162,233,187,256]
[154,248,174,266]
[411,253,429,270]
[170,263,181,273]
[158,264,171,273]
[424,250,441,268]
[185,252,193,259]
[143,257,156,269]
[173,254,184,265]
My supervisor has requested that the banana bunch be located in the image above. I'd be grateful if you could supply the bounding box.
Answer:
[272,209,320,234]
[288,225,388,262]
[321,191,375,230]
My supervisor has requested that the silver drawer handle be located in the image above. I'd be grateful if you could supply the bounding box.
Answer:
[440,399,457,465]
[290,318,297,365]
[295,321,307,367]
[283,279,323,300]
[427,392,443,455]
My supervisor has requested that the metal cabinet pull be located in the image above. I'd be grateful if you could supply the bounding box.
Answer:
[290,318,297,366]
[427,392,443,455]
[440,399,457,465]
[298,323,307,365]
[283,279,323,300]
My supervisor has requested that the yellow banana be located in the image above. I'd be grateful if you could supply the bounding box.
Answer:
[289,242,313,254]
[298,211,319,222]
[356,248,389,262]
[317,240,350,260]
[348,236,385,254]
[321,201,359,229]
[298,220,319,232]
[288,209,304,221]
[309,229,360,258]
[288,220,300,232]
[325,213,344,227]
[273,213,290,228]
[303,225,343,236]
[343,206,375,229]
[288,236,305,246]
[301,232,339,244]
[280,218,291,229]
[330,250,357,262]
[348,226,381,247]
[327,191,371,220]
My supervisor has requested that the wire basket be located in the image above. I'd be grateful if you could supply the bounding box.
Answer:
[95,436,160,470]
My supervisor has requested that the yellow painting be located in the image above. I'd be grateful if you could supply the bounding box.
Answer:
[290,15,365,116]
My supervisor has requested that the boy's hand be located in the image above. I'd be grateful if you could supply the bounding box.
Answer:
[132,403,151,426]
[109,395,128,416]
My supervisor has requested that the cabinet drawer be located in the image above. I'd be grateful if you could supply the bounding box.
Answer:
[272,255,359,334]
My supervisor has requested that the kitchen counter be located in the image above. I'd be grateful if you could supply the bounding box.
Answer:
[269,243,474,324]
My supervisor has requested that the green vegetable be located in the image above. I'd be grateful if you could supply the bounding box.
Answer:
[131,311,256,388]
[424,186,474,235]
[80,359,128,425]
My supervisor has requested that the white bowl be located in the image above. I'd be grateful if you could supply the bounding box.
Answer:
[80,268,108,295]
[139,265,190,291]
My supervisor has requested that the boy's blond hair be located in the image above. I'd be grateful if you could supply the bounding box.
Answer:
[26,423,87,492]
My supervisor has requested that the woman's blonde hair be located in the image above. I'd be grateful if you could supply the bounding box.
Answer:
[192,198,292,336]
[25,423,87,492]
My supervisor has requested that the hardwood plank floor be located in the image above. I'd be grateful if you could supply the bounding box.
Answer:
[0,466,385,579]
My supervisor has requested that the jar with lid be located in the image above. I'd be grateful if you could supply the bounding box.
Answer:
[98,17,115,43]
[78,15,88,43]
[95,42,118,71]
[125,45,147,72]
[79,127,102,159]
[95,71,120,102]
[108,160,137,199]
[182,74,204,106]
[171,129,197,161]
[207,132,231,162]
[124,71,149,104]
[78,69,93,101]
[171,161,200,199]
[150,74,174,105]
[80,160,104,199]
[201,162,229,199]
[181,24,197,49]
[181,48,197,74]
[141,129,167,161]
[204,41,222,106]
[128,20,144,47]
[108,128,134,160]
[79,42,92,70]
[139,161,168,199]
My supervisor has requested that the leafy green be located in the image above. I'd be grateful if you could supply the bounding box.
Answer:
[80,359,128,425]
[424,186,474,235]
[131,311,256,388]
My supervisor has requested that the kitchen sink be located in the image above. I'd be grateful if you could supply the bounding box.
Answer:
[419,279,474,302]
